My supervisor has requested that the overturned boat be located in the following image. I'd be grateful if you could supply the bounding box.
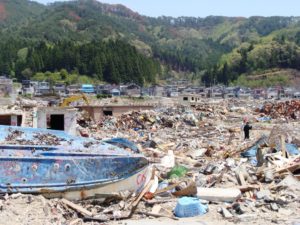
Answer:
[0,126,150,200]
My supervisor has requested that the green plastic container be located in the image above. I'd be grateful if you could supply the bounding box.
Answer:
[168,165,188,179]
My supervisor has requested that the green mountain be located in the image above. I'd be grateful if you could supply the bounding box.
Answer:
[0,0,45,27]
[1,0,300,86]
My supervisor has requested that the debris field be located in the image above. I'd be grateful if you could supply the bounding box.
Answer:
[0,98,299,225]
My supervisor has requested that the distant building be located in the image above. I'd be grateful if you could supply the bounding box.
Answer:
[141,87,151,96]
[170,79,190,86]
[21,80,52,96]
[77,105,154,121]
[22,80,37,96]
[285,87,296,98]
[238,88,252,99]
[110,88,121,96]
[53,83,66,96]
[149,85,165,97]
[252,88,266,99]
[179,94,202,106]
[0,76,13,97]
[67,84,81,94]
[205,87,222,98]
[125,84,141,97]
[35,81,51,96]
[96,85,111,95]
[266,89,278,99]
[294,92,300,98]
[165,85,179,97]
[119,85,128,95]
[80,84,95,94]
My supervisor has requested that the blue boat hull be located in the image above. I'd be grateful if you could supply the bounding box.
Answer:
[0,126,149,199]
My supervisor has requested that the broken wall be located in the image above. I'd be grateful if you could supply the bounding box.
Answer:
[34,107,78,135]
[77,105,154,123]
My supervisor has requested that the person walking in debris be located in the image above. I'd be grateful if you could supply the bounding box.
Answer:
[243,121,252,140]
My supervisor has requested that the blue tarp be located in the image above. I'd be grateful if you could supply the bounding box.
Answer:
[104,138,140,153]
[241,136,268,158]
[257,117,272,122]
[284,143,299,155]
[241,136,299,159]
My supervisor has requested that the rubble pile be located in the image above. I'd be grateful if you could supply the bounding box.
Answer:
[32,133,67,146]
[98,107,200,131]
[259,100,300,119]
[4,129,67,146]
[0,194,67,225]
[5,128,24,142]
[0,98,300,224]
[57,100,299,224]
[194,103,229,120]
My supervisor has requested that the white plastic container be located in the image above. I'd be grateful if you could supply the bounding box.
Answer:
[161,150,175,168]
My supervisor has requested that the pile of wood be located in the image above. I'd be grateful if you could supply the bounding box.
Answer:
[259,100,300,119]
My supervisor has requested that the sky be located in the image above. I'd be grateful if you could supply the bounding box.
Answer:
[36,0,300,18]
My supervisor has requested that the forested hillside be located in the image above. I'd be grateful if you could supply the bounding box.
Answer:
[0,39,160,85]
[0,0,300,86]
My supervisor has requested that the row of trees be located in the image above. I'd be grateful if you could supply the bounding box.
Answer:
[0,39,161,85]
[32,70,96,86]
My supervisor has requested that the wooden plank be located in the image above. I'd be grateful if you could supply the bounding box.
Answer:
[83,217,108,222]
[197,187,241,202]
[276,162,300,174]
[227,133,235,145]
[281,135,288,158]
[238,172,251,198]
[130,168,155,214]
[144,198,176,205]
[236,185,260,192]
[61,198,93,217]
[238,172,246,185]
[131,179,154,209]
[208,168,228,188]
[69,218,83,225]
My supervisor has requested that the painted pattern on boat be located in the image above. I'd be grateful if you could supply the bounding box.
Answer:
[0,126,149,200]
